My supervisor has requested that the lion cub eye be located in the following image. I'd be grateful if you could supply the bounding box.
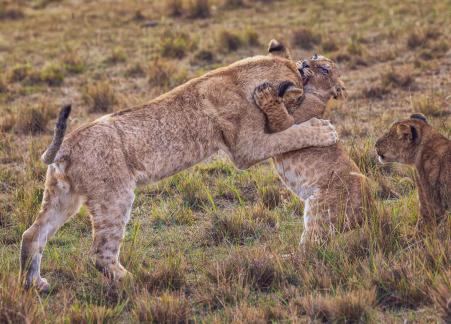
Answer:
[318,66,329,75]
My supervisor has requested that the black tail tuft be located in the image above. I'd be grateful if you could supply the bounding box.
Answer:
[41,104,72,164]
[60,104,71,120]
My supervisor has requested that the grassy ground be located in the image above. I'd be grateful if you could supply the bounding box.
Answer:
[0,0,450,322]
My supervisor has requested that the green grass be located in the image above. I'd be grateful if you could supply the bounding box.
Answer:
[0,0,450,322]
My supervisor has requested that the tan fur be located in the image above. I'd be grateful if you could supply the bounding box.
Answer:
[375,115,451,226]
[254,54,372,244]
[20,54,339,291]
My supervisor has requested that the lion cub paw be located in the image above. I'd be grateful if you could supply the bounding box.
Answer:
[314,121,338,146]
[253,82,281,112]
[304,117,332,127]
[295,119,338,147]
[25,277,50,293]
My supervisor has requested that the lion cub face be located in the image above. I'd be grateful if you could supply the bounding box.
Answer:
[298,54,346,100]
[375,114,428,164]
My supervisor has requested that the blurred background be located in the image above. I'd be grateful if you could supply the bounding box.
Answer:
[0,0,450,322]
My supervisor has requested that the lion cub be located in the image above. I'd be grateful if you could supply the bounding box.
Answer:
[376,114,450,225]
[20,41,338,292]
[254,54,372,244]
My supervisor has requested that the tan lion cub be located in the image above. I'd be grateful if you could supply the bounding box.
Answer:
[376,114,450,226]
[254,54,372,244]
[20,42,338,292]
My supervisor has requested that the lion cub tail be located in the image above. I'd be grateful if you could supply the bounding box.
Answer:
[41,104,71,165]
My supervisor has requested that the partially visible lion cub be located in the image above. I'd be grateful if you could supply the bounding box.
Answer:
[20,40,338,292]
[253,53,372,244]
[376,114,450,225]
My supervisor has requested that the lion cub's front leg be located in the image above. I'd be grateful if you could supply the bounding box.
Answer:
[253,82,295,133]
[254,82,331,133]
[232,83,337,169]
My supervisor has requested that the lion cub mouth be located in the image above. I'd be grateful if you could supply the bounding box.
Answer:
[297,61,313,86]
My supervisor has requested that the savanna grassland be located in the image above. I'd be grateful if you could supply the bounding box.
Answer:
[0,0,450,322]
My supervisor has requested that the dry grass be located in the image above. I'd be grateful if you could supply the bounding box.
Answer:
[258,185,282,209]
[137,255,187,292]
[176,172,211,209]
[205,209,259,245]
[412,93,447,117]
[193,49,215,63]
[165,0,184,17]
[321,38,339,52]
[159,31,197,59]
[222,0,246,9]
[7,63,34,83]
[148,58,188,89]
[381,66,415,90]
[223,302,282,323]
[250,203,279,228]
[150,200,197,226]
[6,62,65,86]
[0,76,7,93]
[62,51,86,74]
[216,28,259,52]
[134,292,192,323]
[38,62,65,86]
[207,247,284,292]
[406,27,441,49]
[243,28,260,46]
[83,81,118,113]
[362,66,417,99]
[185,0,210,19]
[298,288,376,322]
[0,5,24,20]
[292,27,321,50]
[1,103,56,135]
[362,83,391,99]
[166,0,211,19]
[217,30,243,52]
[0,0,450,322]
[124,63,146,78]
[204,203,278,245]
[104,47,127,65]
[67,304,121,323]
[0,275,44,323]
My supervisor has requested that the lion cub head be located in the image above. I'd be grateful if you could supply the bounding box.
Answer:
[375,114,428,164]
[298,54,347,100]
[267,40,346,112]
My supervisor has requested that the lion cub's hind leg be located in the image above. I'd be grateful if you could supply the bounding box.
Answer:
[20,164,83,292]
[87,189,135,282]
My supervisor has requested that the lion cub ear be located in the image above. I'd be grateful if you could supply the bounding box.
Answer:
[410,113,428,123]
[396,123,420,144]
[268,39,292,59]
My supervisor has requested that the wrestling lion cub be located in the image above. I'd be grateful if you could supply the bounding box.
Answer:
[20,41,338,291]
[376,114,450,225]
[254,54,372,244]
